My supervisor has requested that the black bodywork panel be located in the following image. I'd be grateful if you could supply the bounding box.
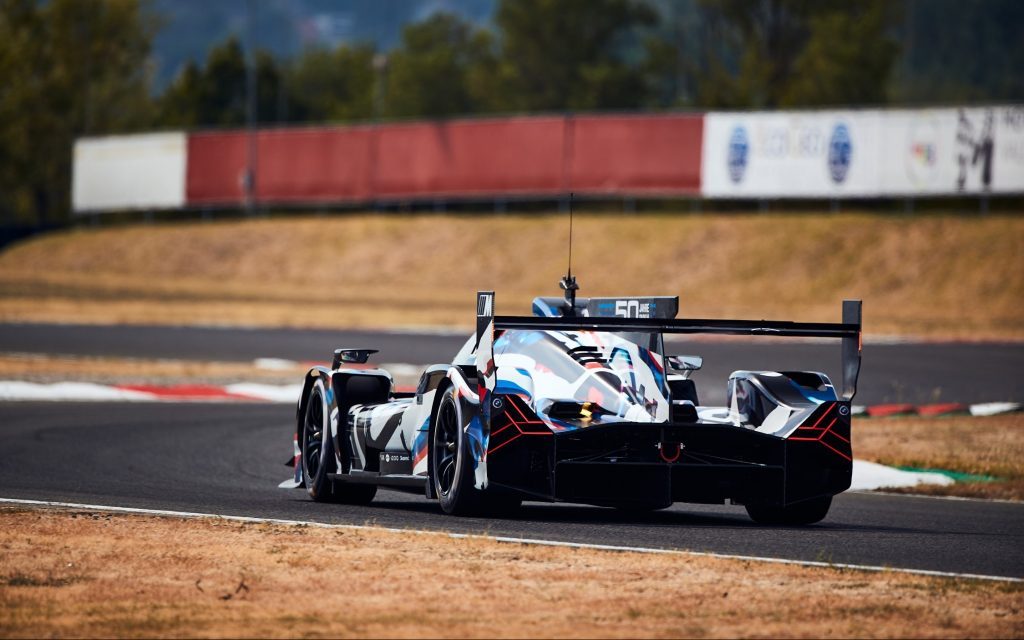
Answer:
[486,394,851,508]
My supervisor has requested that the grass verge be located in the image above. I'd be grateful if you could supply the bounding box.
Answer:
[1,507,1021,638]
[0,212,1021,338]
[854,413,1024,500]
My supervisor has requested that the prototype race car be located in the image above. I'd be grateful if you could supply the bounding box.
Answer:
[281,278,862,525]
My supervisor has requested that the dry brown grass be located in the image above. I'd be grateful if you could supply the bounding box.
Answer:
[0,212,1021,337]
[855,414,1024,500]
[0,507,1021,638]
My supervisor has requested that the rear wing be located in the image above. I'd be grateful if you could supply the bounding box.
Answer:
[476,291,863,401]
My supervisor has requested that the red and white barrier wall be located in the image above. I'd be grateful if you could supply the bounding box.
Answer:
[71,106,1023,213]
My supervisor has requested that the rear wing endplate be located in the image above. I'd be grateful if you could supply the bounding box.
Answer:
[476,291,863,401]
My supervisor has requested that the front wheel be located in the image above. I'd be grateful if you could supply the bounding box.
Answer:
[302,380,376,505]
[745,496,832,525]
[431,386,480,515]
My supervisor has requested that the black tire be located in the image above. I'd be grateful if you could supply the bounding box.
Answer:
[302,381,376,505]
[745,496,832,525]
[431,386,480,515]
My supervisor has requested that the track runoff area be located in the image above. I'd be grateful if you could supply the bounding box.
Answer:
[1,497,1018,584]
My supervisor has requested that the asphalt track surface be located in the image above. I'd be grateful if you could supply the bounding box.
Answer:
[1,323,1022,405]
[1,401,1022,579]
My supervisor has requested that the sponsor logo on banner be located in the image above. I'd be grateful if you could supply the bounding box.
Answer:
[906,117,940,188]
[727,125,749,183]
[956,108,994,191]
[828,123,852,184]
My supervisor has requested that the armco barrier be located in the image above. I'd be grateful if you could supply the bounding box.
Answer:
[183,114,704,208]
[569,115,702,194]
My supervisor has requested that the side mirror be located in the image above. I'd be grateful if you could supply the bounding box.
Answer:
[667,355,703,372]
[332,348,379,368]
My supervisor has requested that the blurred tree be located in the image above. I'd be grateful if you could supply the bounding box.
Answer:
[382,13,499,118]
[495,0,659,111]
[0,0,157,225]
[158,37,295,127]
[285,44,376,123]
[692,0,900,108]
[158,37,245,126]
[891,0,1024,104]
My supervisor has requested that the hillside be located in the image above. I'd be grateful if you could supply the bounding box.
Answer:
[0,212,1020,339]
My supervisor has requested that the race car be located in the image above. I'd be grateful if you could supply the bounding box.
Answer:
[280,279,862,525]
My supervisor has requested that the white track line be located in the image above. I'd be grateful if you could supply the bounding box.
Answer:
[1,497,1018,584]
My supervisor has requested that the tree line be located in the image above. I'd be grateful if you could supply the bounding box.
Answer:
[2,0,1021,225]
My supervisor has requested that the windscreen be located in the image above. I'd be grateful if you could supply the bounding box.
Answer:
[493,329,669,431]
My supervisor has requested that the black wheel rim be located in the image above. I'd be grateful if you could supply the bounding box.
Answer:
[303,389,324,479]
[433,397,459,496]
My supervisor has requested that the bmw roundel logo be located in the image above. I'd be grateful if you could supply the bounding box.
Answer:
[828,123,852,184]
[839,405,850,416]
[491,397,503,410]
[727,125,749,184]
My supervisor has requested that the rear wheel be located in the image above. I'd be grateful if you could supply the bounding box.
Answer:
[745,496,832,525]
[301,381,376,504]
[431,387,480,515]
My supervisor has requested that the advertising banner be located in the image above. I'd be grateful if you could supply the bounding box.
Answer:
[701,111,883,198]
[72,132,186,212]
[879,107,1024,195]
[703,107,1024,198]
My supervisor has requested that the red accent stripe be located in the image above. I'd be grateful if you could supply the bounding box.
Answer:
[815,438,853,462]
[809,403,836,429]
[790,406,851,461]
[489,422,516,439]
[413,447,427,466]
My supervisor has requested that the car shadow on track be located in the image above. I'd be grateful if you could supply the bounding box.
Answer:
[286,491,939,536]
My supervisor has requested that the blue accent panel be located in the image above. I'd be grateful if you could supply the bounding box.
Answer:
[466,415,486,469]
[532,297,559,317]
[545,415,579,432]
[789,379,838,404]
[411,428,429,460]
[495,380,532,401]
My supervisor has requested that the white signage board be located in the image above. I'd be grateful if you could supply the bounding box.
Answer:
[72,132,187,212]
[701,111,882,198]
[879,107,1024,195]
[702,107,1024,198]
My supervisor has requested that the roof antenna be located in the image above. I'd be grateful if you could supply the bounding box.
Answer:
[559,192,579,316]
